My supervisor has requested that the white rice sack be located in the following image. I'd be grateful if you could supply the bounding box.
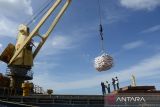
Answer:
[94,54,113,72]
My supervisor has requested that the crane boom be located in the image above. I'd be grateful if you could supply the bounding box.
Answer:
[8,0,71,65]
[33,0,71,59]
[0,0,71,90]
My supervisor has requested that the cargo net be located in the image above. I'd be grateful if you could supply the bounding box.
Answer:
[94,53,113,72]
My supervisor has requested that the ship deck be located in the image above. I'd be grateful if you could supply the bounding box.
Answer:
[0,94,104,107]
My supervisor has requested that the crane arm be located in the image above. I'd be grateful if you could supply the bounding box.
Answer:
[33,0,71,59]
[8,0,72,65]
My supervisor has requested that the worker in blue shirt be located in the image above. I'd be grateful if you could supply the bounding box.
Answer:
[112,78,116,91]
[101,82,106,95]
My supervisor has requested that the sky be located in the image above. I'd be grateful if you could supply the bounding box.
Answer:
[0,0,160,95]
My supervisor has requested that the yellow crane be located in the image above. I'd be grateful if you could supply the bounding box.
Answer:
[0,0,71,93]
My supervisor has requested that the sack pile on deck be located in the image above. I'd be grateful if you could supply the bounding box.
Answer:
[94,54,113,72]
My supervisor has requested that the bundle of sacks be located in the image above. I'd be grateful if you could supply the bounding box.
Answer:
[94,53,113,72]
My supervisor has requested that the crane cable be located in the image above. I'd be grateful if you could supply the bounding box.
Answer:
[27,0,53,26]
[24,0,54,26]
[98,0,105,53]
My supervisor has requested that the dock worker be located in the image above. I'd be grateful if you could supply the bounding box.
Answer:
[115,77,119,90]
[105,81,110,93]
[101,82,106,95]
[112,78,116,91]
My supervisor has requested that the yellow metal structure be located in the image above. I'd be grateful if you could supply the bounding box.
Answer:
[47,89,53,95]
[9,0,72,66]
[22,81,32,96]
[0,43,15,63]
[0,0,72,91]
[13,24,33,66]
